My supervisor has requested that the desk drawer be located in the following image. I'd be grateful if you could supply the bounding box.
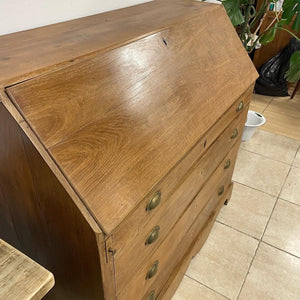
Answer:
[111,91,251,258]
[118,143,239,299]
[156,182,234,300]
[111,104,248,293]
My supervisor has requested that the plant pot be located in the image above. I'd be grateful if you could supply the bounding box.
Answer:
[242,110,266,141]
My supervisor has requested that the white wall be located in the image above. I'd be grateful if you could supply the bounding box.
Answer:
[0,0,152,36]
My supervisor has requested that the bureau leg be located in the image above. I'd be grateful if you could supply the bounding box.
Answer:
[223,182,234,206]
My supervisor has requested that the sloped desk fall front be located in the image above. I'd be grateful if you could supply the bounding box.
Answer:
[0,1,258,299]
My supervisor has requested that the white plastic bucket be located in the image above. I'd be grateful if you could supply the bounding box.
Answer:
[242,110,266,141]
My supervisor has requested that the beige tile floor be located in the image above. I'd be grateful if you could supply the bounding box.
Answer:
[172,88,300,300]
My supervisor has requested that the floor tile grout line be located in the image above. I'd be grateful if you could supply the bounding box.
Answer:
[236,198,278,300]
[243,128,300,145]
[217,203,300,276]
[236,163,293,300]
[263,112,300,122]
[255,163,291,242]
[276,165,293,202]
[232,180,280,198]
[291,165,300,170]
[236,238,261,300]
[259,128,300,142]
[241,127,300,145]
[184,274,232,300]
[239,148,295,166]
[234,146,296,198]
[261,96,273,113]
[278,197,300,208]
[228,95,299,299]
[261,95,300,120]
[180,126,298,299]
[262,102,300,121]
[201,221,260,300]
[291,144,300,165]
[217,198,300,240]
[216,220,260,241]
[261,240,300,260]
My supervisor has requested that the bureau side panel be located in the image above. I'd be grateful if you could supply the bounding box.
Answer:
[0,103,104,299]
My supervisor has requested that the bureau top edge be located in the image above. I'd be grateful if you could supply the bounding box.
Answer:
[0,0,216,88]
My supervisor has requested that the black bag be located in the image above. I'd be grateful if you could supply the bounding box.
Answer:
[254,38,300,97]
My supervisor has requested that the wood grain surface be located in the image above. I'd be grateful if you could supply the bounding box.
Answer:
[118,143,239,299]
[0,0,214,88]
[110,87,252,261]
[0,90,101,234]
[112,105,248,290]
[6,5,257,234]
[0,239,54,300]
[0,103,105,300]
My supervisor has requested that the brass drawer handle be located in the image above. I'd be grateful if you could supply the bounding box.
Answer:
[145,226,160,245]
[146,191,161,211]
[147,290,155,300]
[146,261,159,280]
[218,185,225,196]
[224,159,231,169]
[236,101,244,112]
[230,128,239,139]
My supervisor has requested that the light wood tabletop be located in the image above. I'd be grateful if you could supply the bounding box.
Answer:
[0,239,54,300]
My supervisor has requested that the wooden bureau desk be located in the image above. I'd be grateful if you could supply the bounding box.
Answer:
[0,1,258,299]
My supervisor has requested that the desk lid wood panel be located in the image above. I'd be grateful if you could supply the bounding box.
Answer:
[0,0,215,88]
[6,3,257,234]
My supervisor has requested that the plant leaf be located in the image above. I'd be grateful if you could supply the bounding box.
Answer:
[260,27,277,45]
[285,51,300,82]
[293,8,300,32]
[222,0,245,26]
[282,0,300,32]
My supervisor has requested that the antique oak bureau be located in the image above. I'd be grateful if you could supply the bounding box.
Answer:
[0,1,258,299]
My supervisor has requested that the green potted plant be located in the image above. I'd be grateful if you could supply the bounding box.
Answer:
[220,0,300,82]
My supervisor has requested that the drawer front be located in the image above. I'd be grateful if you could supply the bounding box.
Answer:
[111,90,251,258]
[156,182,234,300]
[111,105,248,292]
[117,143,240,299]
